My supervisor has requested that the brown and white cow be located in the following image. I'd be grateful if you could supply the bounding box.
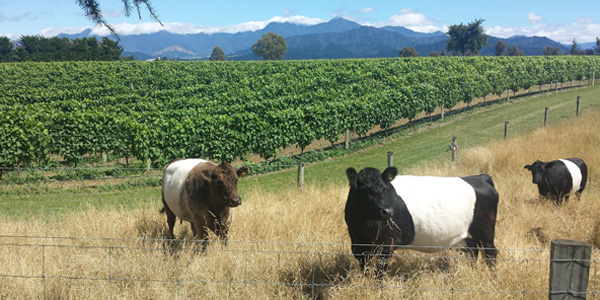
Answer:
[160,159,249,249]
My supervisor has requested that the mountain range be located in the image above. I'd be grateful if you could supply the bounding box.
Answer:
[60,17,574,60]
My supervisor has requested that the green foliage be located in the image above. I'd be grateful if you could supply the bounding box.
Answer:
[543,46,561,56]
[508,45,524,56]
[1,35,123,62]
[252,32,287,60]
[399,47,420,57]
[494,40,506,56]
[446,19,489,55]
[209,46,226,61]
[1,57,599,170]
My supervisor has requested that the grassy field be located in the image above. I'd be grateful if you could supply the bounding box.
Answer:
[0,84,599,298]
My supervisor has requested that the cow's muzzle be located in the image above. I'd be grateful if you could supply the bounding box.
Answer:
[228,197,242,207]
[380,207,393,219]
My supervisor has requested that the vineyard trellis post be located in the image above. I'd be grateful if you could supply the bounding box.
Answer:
[576,96,581,117]
[504,121,509,140]
[345,129,350,150]
[549,239,592,299]
[545,107,549,127]
[297,163,304,192]
[387,151,394,168]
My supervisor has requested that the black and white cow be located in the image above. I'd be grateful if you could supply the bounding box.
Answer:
[524,157,587,204]
[345,166,499,274]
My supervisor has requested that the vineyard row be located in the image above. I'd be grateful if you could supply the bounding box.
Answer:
[1,56,599,169]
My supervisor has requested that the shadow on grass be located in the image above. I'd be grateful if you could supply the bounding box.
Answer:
[278,253,354,300]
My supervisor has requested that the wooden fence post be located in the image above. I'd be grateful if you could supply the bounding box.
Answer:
[387,151,394,168]
[297,162,304,192]
[504,121,509,140]
[544,107,549,127]
[576,96,581,117]
[448,137,458,164]
[549,239,592,299]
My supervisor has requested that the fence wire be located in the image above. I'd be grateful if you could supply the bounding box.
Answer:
[0,235,599,299]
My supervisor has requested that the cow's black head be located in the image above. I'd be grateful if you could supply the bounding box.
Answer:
[346,167,398,219]
[524,160,546,184]
[210,162,249,207]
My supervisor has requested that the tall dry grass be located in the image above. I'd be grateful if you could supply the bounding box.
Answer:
[1,110,599,299]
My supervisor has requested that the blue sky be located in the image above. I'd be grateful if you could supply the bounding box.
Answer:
[1,0,599,44]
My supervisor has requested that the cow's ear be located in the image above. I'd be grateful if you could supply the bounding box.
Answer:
[205,169,220,182]
[346,168,357,187]
[200,169,213,182]
[524,164,532,170]
[382,167,398,182]
[237,166,249,178]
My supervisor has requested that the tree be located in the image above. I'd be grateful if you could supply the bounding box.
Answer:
[99,37,124,60]
[252,32,287,60]
[76,0,162,36]
[446,19,488,56]
[210,46,226,61]
[0,37,14,62]
[507,45,524,56]
[543,46,561,56]
[595,37,600,55]
[399,47,420,57]
[570,38,580,55]
[494,40,507,56]
[429,51,440,57]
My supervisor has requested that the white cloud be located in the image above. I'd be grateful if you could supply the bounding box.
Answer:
[485,22,600,43]
[31,11,600,44]
[527,13,543,24]
[40,15,327,37]
[372,9,443,33]
[360,7,375,14]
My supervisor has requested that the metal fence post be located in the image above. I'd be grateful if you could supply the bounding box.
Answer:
[504,121,509,140]
[544,107,549,127]
[577,96,581,117]
[387,151,394,168]
[549,239,592,299]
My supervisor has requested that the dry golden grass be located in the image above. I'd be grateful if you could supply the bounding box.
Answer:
[1,110,599,299]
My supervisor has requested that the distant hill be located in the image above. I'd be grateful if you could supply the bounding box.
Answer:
[59,17,572,60]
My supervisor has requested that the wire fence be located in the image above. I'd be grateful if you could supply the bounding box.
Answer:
[0,235,599,299]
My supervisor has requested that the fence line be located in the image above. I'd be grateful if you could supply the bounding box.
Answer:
[0,235,599,299]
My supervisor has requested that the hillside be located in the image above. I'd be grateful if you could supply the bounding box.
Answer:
[59,18,570,60]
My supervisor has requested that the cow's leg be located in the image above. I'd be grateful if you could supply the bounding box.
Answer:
[215,209,232,246]
[468,237,497,268]
[468,212,498,268]
[163,205,177,240]
[481,241,498,268]
[460,237,480,260]
[192,222,209,251]
[215,225,230,246]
